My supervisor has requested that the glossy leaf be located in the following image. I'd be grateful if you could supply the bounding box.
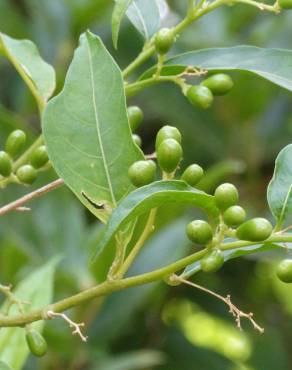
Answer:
[267,144,292,228]
[43,31,143,222]
[0,32,56,105]
[141,46,292,91]
[182,242,282,278]
[90,180,218,280]
[112,0,135,48]
[0,258,59,370]
[126,0,164,40]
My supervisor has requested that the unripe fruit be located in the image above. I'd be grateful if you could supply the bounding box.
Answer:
[186,220,213,245]
[128,160,156,187]
[236,217,273,242]
[223,205,246,227]
[181,164,204,186]
[132,134,142,147]
[127,106,143,131]
[157,138,182,173]
[186,85,213,109]
[202,74,234,96]
[155,125,181,150]
[201,249,224,273]
[0,361,13,370]
[154,28,175,54]
[5,129,26,158]
[30,145,49,169]
[0,151,12,177]
[26,330,47,357]
[214,183,239,211]
[16,165,37,184]
[276,259,292,283]
[278,0,292,9]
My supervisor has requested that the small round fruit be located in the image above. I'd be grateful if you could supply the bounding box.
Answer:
[214,183,239,211]
[127,106,143,131]
[0,361,13,370]
[181,164,204,186]
[128,160,156,187]
[132,134,142,147]
[155,125,181,150]
[0,151,12,177]
[30,145,49,169]
[278,0,292,9]
[5,129,26,158]
[186,220,213,245]
[157,138,182,173]
[26,330,47,357]
[16,165,37,185]
[276,259,292,283]
[236,217,273,242]
[201,249,224,273]
[223,205,246,227]
[186,85,213,109]
[154,27,175,54]
[202,74,234,96]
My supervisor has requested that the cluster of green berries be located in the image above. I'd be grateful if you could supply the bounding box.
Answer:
[0,129,49,185]
[186,73,234,109]
[25,329,47,357]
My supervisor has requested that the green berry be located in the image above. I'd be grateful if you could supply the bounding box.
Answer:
[128,160,156,187]
[16,165,37,184]
[157,138,182,173]
[155,125,182,150]
[214,183,239,211]
[186,220,213,245]
[201,249,224,273]
[236,217,273,242]
[26,330,47,357]
[278,0,292,9]
[186,85,213,109]
[223,205,246,227]
[127,106,143,131]
[276,259,292,283]
[154,28,175,54]
[202,74,234,96]
[0,361,13,370]
[0,151,12,177]
[5,129,26,158]
[132,134,142,147]
[181,164,204,186]
[30,145,49,169]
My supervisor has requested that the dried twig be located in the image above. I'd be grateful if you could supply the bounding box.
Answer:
[172,275,264,334]
[47,310,88,342]
[0,178,64,216]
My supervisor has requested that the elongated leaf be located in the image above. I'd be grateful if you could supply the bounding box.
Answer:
[43,31,143,222]
[0,258,59,370]
[182,242,282,278]
[90,180,218,280]
[267,144,292,228]
[112,0,135,48]
[141,46,292,91]
[126,0,164,40]
[0,32,56,105]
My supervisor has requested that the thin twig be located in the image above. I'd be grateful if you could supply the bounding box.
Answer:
[0,284,30,316]
[173,276,264,334]
[0,178,64,216]
[46,310,88,342]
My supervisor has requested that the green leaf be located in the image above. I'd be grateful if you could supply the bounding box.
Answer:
[0,257,59,370]
[182,242,281,278]
[141,46,292,91]
[126,0,164,40]
[90,180,218,280]
[43,31,143,223]
[267,144,292,228]
[112,0,135,48]
[0,32,56,107]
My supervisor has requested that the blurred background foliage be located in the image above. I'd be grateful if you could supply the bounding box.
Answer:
[0,0,292,369]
